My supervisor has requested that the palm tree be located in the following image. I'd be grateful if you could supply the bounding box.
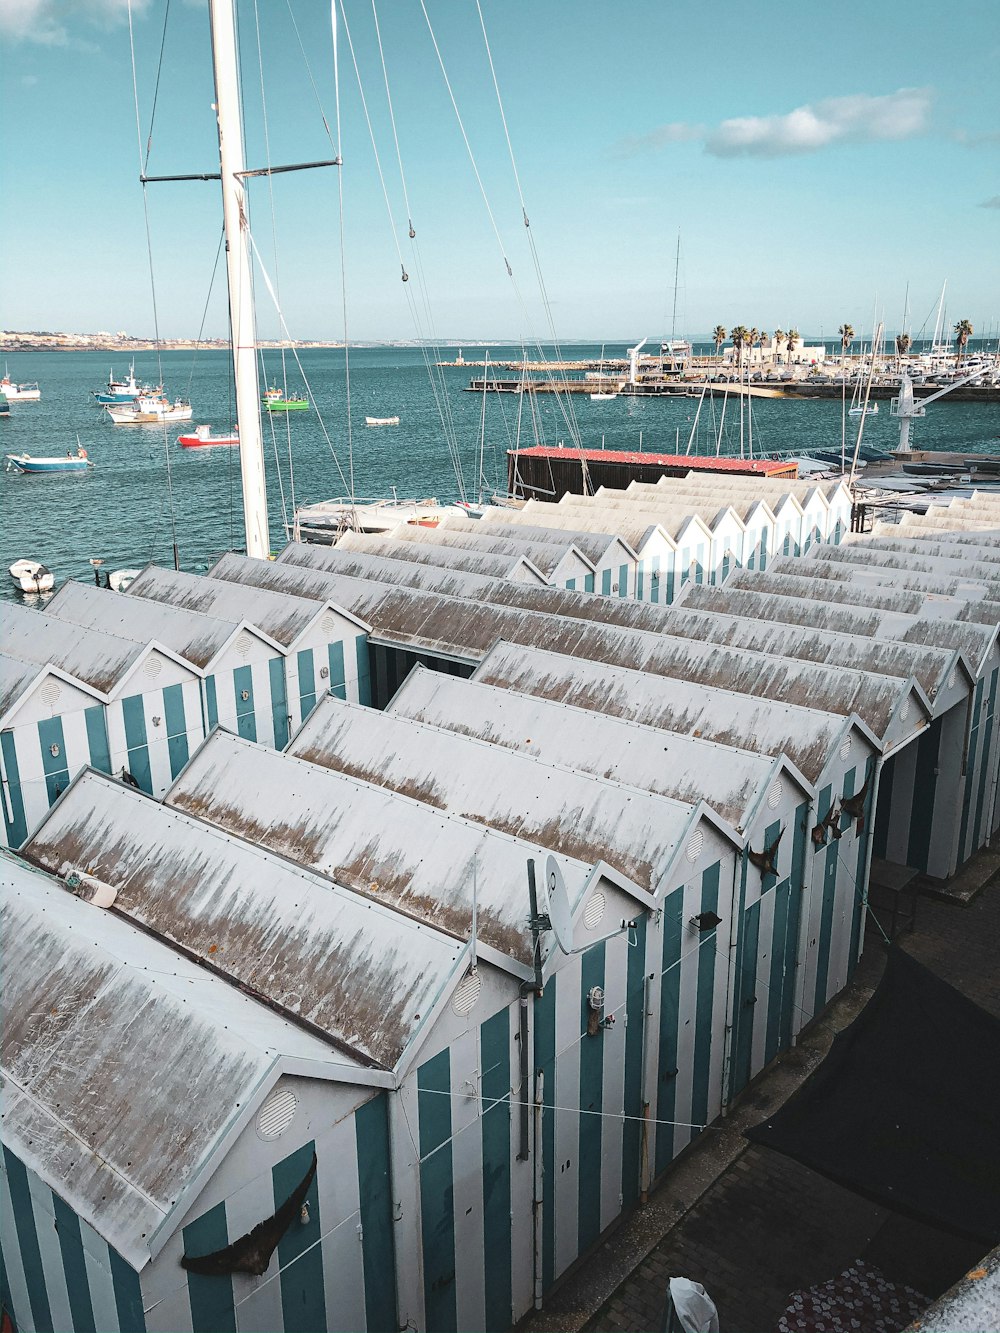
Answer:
[786,328,800,363]
[954,319,974,366]
[712,325,727,359]
[895,332,912,364]
[838,323,854,374]
[730,325,748,369]
[773,328,785,366]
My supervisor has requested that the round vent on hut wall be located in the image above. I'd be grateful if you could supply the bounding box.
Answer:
[143,656,163,680]
[839,735,853,761]
[321,612,339,635]
[236,631,254,659]
[40,680,61,706]
[256,1086,298,1141]
[452,969,481,1017]
[767,781,782,810]
[583,891,606,930]
[686,829,704,863]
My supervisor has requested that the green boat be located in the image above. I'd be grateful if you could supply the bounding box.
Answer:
[264,386,309,412]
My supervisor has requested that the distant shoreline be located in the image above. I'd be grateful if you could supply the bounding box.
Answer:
[0,335,561,352]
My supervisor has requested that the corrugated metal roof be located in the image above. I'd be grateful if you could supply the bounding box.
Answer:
[165,729,611,968]
[476,514,641,563]
[23,769,465,1068]
[664,596,966,702]
[872,522,1000,549]
[0,603,172,695]
[779,549,1000,600]
[285,693,736,889]
[686,582,998,676]
[0,654,105,727]
[379,669,807,831]
[209,553,927,736]
[359,524,596,579]
[45,579,283,671]
[956,599,1000,630]
[2,851,347,1270]
[554,495,733,539]
[126,564,369,645]
[527,497,715,546]
[511,445,789,473]
[473,641,877,785]
[850,534,1000,567]
[330,531,551,582]
[726,568,929,615]
[901,513,1000,533]
[603,483,804,522]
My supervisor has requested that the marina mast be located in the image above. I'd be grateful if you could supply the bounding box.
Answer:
[208,0,270,559]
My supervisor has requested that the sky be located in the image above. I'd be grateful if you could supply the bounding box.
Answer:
[2,0,998,343]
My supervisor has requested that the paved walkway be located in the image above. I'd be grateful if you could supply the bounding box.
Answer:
[521,854,1000,1333]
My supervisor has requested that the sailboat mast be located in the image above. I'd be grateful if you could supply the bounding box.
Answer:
[208,0,270,559]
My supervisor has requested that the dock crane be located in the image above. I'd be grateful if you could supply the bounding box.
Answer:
[627,337,649,386]
[890,368,990,454]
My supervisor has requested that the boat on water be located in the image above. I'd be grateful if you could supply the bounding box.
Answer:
[365,416,400,426]
[92,362,147,404]
[293,496,483,541]
[264,386,309,412]
[106,391,193,424]
[0,395,9,417]
[6,446,94,474]
[0,372,41,401]
[9,559,54,593]
[590,392,617,401]
[848,402,879,416]
[178,424,240,449]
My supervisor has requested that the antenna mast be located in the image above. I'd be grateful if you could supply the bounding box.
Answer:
[208,0,270,558]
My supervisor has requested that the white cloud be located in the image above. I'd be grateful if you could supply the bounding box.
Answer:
[618,88,934,160]
[0,0,148,46]
[706,88,932,157]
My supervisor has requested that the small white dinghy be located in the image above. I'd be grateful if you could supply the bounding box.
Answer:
[108,569,141,592]
[9,559,55,593]
[365,416,400,426]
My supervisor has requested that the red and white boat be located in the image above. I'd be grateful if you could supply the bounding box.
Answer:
[177,424,240,449]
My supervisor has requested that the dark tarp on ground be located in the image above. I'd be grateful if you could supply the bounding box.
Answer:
[747,945,1000,1245]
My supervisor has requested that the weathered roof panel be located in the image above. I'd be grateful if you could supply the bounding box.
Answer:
[329,531,551,582]
[476,514,641,563]
[23,770,465,1068]
[1,602,155,695]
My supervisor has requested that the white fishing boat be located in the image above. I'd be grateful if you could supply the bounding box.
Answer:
[0,372,41,401]
[848,402,879,417]
[293,496,482,541]
[93,362,146,404]
[589,392,617,401]
[9,559,54,593]
[365,416,400,426]
[106,391,193,424]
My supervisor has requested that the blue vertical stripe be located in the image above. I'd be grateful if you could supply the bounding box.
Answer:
[355,636,372,706]
[121,696,152,794]
[480,1009,513,1332]
[52,1193,96,1333]
[1,730,28,846]
[268,658,289,749]
[691,863,720,1137]
[418,1050,456,1333]
[37,717,70,805]
[621,915,647,1206]
[355,1095,397,1333]
[850,762,875,974]
[655,887,685,1176]
[730,855,758,1099]
[108,1247,145,1332]
[233,666,257,742]
[814,826,839,1015]
[183,1202,235,1333]
[2,1147,53,1333]
[327,641,347,701]
[162,683,190,779]
[84,706,112,775]
[273,1142,325,1333]
[973,669,998,850]
[534,978,556,1293]
[204,675,218,730]
[601,568,612,595]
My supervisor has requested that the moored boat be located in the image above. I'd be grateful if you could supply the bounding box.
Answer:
[9,559,55,593]
[264,385,309,411]
[178,424,240,448]
[92,362,147,404]
[365,415,400,426]
[848,402,879,416]
[5,446,94,474]
[0,373,41,401]
[106,392,193,424]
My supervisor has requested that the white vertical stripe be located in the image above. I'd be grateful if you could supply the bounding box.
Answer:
[751,888,777,1078]
[599,933,626,1233]
[145,691,173,798]
[105,702,129,782]
[553,956,581,1280]
[0,1162,34,1333]
[229,1170,284,1333]
[183,680,206,756]
[315,1120,366,1333]
[78,1227,120,1333]
[829,831,856,997]
[388,1079,422,1333]
[708,892,732,1125]
[139,1232,194,1333]
[451,1029,485,1333]
[19,725,49,839]
[143,1285,195,1333]
[885,745,917,864]
[24,1173,73,1333]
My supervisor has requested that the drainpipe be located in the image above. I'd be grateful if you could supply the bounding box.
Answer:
[719,856,742,1110]
[532,1070,544,1311]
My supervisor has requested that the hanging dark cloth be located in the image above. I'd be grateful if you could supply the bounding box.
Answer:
[747,946,1000,1245]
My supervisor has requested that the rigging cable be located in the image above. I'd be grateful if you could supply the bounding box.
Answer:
[127,0,180,571]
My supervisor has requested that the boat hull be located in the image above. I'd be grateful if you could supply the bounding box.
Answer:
[9,560,54,592]
[178,431,240,448]
[265,400,309,412]
[6,454,92,473]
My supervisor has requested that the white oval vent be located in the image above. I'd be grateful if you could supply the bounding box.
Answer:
[40,680,61,706]
[236,632,254,659]
[143,656,163,680]
[451,970,481,1018]
[583,891,606,930]
[321,612,339,635]
[256,1087,298,1141]
[839,735,853,761]
[686,829,704,863]
[767,781,782,810]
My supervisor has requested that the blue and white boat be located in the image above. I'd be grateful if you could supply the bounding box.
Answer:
[6,447,95,474]
[92,362,146,404]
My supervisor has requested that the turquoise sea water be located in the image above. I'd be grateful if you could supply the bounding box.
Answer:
[2,344,998,602]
